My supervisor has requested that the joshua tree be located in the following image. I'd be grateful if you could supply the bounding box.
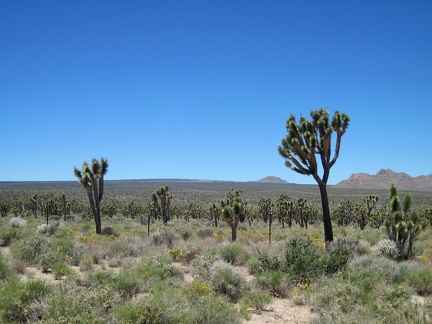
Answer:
[278,109,350,243]
[259,198,274,244]
[208,203,221,227]
[276,194,294,228]
[152,185,172,224]
[73,158,108,234]
[62,193,68,221]
[0,199,9,218]
[333,199,356,226]
[385,184,428,259]
[30,194,38,219]
[356,194,378,230]
[221,189,245,241]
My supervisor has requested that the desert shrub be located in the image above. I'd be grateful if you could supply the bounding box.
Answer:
[40,252,64,273]
[114,301,149,323]
[79,253,95,271]
[135,257,182,292]
[10,258,26,275]
[107,241,134,258]
[241,289,272,314]
[0,254,10,280]
[152,232,164,246]
[311,277,364,316]
[108,257,122,268]
[162,229,175,248]
[52,236,82,264]
[192,252,221,281]
[11,235,52,266]
[115,282,242,324]
[190,294,241,324]
[250,249,283,274]
[116,282,183,323]
[82,269,116,289]
[348,255,416,284]
[9,217,26,228]
[355,239,372,255]
[45,280,115,323]
[220,242,250,266]
[116,268,142,298]
[406,267,432,296]
[371,239,400,259]
[209,260,247,302]
[183,280,212,300]
[36,223,58,235]
[0,277,50,323]
[344,264,384,296]
[197,228,214,238]
[180,247,200,265]
[180,228,193,241]
[284,236,326,281]
[102,226,117,236]
[255,270,289,298]
[52,262,72,280]
[152,229,176,248]
[325,239,355,274]
[0,227,22,247]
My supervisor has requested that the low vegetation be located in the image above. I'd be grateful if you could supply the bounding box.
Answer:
[1,177,432,323]
[0,200,431,322]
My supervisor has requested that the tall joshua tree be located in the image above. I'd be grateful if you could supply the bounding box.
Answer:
[73,158,108,234]
[278,109,350,243]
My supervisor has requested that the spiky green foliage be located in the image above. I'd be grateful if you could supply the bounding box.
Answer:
[74,158,108,234]
[221,189,246,241]
[385,184,428,259]
[276,194,294,228]
[152,185,172,223]
[278,109,350,242]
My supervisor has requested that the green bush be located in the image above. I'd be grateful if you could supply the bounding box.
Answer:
[45,280,114,323]
[210,261,247,302]
[242,290,272,314]
[116,268,141,298]
[251,249,283,274]
[52,262,72,280]
[11,235,52,266]
[406,267,432,296]
[190,294,241,323]
[0,277,50,323]
[0,254,10,280]
[255,270,289,298]
[0,227,22,247]
[79,253,95,271]
[325,239,354,274]
[284,236,326,281]
[82,269,117,289]
[220,242,250,266]
[197,228,214,238]
[40,251,64,273]
[115,283,242,324]
[348,255,416,284]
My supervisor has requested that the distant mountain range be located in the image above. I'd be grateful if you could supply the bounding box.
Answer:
[335,169,432,191]
[255,176,288,184]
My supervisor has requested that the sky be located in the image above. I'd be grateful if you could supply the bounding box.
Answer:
[0,1,431,185]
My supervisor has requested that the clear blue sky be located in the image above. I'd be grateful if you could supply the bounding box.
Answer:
[1,1,431,184]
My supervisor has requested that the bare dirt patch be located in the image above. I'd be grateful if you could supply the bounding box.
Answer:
[246,298,314,324]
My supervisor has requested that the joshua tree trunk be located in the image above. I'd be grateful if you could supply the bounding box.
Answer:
[318,182,333,243]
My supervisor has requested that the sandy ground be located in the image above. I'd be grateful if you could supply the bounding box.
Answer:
[245,298,313,324]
